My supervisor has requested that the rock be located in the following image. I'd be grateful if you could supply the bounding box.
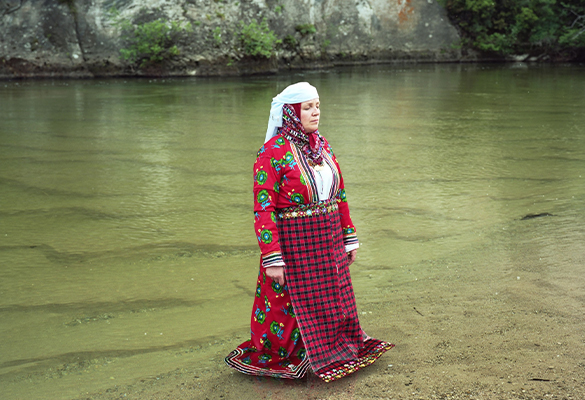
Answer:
[520,213,554,220]
[0,0,461,78]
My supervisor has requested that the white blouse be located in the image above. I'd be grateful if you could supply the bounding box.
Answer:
[270,161,359,268]
[313,163,360,253]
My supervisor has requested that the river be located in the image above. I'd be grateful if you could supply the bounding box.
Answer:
[1,63,584,399]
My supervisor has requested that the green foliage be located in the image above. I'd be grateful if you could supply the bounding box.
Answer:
[275,5,283,14]
[439,0,585,58]
[283,34,297,49]
[239,18,281,58]
[213,27,222,46]
[112,9,192,68]
[295,24,317,36]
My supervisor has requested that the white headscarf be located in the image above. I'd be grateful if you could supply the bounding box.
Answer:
[264,82,319,143]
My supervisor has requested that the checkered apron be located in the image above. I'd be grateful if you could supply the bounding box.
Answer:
[225,200,393,381]
[278,201,366,372]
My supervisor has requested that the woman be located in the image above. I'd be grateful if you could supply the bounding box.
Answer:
[225,82,393,382]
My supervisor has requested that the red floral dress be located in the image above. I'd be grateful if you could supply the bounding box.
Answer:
[225,134,393,381]
[252,134,358,268]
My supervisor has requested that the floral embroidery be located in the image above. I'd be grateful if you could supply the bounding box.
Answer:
[343,227,355,235]
[256,169,268,185]
[260,229,273,244]
[290,192,304,204]
[253,134,358,268]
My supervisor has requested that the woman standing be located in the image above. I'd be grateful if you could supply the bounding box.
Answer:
[225,82,393,382]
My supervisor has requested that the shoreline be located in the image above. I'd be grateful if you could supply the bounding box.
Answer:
[0,55,536,81]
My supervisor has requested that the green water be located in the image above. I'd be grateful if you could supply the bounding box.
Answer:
[1,64,584,399]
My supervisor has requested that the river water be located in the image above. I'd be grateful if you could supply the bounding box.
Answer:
[1,64,584,399]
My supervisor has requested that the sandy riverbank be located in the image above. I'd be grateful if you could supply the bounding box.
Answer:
[80,214,585,400]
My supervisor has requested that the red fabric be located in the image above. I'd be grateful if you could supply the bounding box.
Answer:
[291,102,302,119]
[279,104,323,165]
[225,205,394,381]
[279,207,362,371]
[253,134,357,267]
[224,269,310,379]
[289,103,319,150]
[315,338,395,382]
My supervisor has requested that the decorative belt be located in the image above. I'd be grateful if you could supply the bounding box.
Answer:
[277,199,338,220]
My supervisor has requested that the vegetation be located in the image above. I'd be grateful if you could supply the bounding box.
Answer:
[439,0,585,59]
[283,34,298,49]
[295,24,317,36]
[213,26,223,46]
[112,9,192,68]
[239,18,281,58]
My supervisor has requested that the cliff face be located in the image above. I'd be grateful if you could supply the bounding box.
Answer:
[0,0,461,78]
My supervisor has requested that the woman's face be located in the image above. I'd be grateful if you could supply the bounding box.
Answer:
[299,98,320,133]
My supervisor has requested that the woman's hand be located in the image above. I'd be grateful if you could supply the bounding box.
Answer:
[347,249,358,266]
[265,266,285,286]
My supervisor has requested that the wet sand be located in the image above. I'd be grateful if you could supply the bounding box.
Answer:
[81,215,585,400]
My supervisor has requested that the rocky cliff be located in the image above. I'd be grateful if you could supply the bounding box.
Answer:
[0,0,461,78]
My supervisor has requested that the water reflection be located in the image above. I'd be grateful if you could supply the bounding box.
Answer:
[1,64,584,399]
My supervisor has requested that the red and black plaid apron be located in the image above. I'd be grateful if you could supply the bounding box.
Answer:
[225,200,393,382]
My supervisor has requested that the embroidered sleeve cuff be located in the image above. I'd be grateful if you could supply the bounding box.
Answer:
[262,251,285,268]
[343,233,359,247]
[344,242,360,253]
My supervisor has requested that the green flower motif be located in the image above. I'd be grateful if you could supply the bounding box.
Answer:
[343,227,356,235]
[297,348,306,360]
[255,283,261,298]
[270,157,281,169]
[271,212,277,223]
[257,189,269,203]
[262,338,272,350]
[273,182,280,193]
[291,327,300,342]
[270,321,282,335]
[291,192,304,204]
[284,151,294,164]
[278,347,288,358]
[260,229,272,244]
[275,137,285,146]
[258,353,272,363]
[256,170,268,185]
[339,188,347,202]
[242,356,252,365]
[272,281,283,294]
[255,309,265,324]
[300,174,306,185]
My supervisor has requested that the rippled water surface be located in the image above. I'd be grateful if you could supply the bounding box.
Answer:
[1,64,584,399]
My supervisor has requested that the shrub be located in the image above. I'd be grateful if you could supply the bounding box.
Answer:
[439,0,585,58]
[295,24,317,36]
[113,9,192,68]
[213,26,222,46]
[239,18,281,58]
[283,34,298,49]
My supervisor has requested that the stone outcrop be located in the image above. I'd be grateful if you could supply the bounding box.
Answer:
[0,0,462,78]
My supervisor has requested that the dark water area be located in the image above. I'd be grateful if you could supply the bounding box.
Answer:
[1,63,584,399]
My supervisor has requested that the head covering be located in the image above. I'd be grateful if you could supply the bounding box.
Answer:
[291,103,302,119]
[279,104,324,165]
[265,82,319,143]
